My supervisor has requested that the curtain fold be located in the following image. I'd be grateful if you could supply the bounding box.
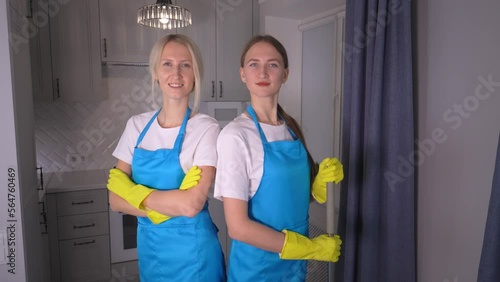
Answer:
[477,133,500,281]
[335,0,416,281]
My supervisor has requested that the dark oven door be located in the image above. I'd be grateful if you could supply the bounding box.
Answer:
[109,208,138,263]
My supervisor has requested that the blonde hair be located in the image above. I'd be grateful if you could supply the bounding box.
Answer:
[149,34,203,113]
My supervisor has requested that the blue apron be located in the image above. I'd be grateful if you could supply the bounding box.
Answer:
[228,105,311,282]
[131,108,226,282]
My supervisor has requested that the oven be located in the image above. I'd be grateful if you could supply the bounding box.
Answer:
[108,208,138,263]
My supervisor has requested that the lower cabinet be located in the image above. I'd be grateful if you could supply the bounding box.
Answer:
[47,189,110,282]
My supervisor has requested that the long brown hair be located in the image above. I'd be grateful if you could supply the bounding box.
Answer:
[241,35,318,187]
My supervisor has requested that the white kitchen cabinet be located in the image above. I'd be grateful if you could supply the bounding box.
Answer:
[180,0,257,102]
[49,0,105,102]
[99,0,257,101]
[99,0,176,65]
[47,189,111,282]
[29,0,54,101]
[9,0,28,16]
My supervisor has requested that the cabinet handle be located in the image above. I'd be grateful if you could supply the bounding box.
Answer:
[73,223,96,229]
[56,78,60,99]
[27,0,33,18]
[71,200,94,206]
[74,239,96,246]
[39,201,48,235]
[219,81,223,98]
[36,166,44,191]
[103,38,107,58]
[212,81,215,98]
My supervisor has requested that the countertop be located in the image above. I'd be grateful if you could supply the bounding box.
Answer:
[44,169,109,193]
[42,169,217,199]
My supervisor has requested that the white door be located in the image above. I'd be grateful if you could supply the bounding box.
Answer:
[0,1,49,281]
[301,22,337,161]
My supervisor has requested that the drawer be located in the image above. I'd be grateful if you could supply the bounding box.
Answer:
[57,189,108,216]
[59,235,111,282]
[58,212,109,240]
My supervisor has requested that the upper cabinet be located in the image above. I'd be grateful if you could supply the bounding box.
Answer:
[215,0,256,102]
[99,0,257,101]
[99,0,176,65]
[30,0,54,101]
[49,0,105,102]
[8,0,28,17]
[30,0,256,102]
[180,0,257,102]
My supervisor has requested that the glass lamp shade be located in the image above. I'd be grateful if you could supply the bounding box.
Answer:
[137,0,192,30]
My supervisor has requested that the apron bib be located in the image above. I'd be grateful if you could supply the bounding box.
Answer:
[131,108,225,282]
[228,105,311,282]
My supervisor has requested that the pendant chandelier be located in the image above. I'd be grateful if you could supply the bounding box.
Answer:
[137,0,192,30]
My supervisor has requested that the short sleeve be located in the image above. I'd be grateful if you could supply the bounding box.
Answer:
[213,127,250,201]
[112,117,139,165]
[192,121,221,167]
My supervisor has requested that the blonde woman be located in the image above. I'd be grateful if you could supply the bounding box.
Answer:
[107,34,225,282]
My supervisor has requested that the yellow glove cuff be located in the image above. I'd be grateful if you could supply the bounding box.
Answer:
[280,230,342,262]
[180,165,201,190]
[127,184,155,211]
[312,178,327,204]
[146,209,171,224]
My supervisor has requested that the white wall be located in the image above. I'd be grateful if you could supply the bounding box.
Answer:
[1,1,49,281]
[416,0,500,281]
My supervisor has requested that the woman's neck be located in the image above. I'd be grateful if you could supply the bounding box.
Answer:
[157,100,189,128]
[249,98,282,126]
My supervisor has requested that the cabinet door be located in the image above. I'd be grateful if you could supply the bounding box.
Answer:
[178,0,217,101]
[99,0,175,64]
[58,211,109,240]
[215,0,253,102]
[50,0,104,102]
[8,0,28,17]
[56,189,108,216]
[30,0,54,101]
[59,235,111,282]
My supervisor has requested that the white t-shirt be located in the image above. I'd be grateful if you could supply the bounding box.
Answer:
[113,111,220,173]
[213,114,293,201]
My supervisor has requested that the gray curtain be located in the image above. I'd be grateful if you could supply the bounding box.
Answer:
[477,133,500,282]
[335,0,416,281]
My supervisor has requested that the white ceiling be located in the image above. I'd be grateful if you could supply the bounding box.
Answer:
[259,0,346,20]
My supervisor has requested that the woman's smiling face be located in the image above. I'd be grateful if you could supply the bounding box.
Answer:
[156,41,195,101]
[240,42,289,98]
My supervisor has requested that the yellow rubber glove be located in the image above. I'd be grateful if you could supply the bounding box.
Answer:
[179,166,202,190]
[146,166,202,224]
[312,157,344,204]
[280,230,342,262]
[146,209,170,224]
[107,168,154,211]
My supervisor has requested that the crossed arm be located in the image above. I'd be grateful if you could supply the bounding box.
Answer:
[108,159,214,218]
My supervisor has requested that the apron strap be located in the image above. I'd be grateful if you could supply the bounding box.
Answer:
[135,107,192,150]
[247,105,298,143]
[246,105,268,144]
[172,107,192,153]
[135,109,161,148]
